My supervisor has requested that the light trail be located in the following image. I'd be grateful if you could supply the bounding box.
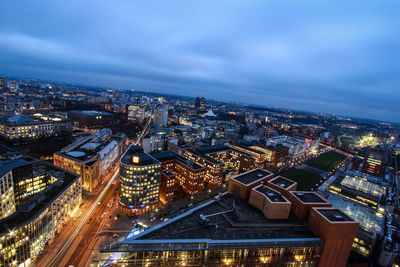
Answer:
[47,167,119,267]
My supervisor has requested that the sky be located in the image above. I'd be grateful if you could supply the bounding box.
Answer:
[0,1,399,122]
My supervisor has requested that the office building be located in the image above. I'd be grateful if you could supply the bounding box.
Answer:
[127,105,145,123]
[159,167,175,205]
[195,97,205,113]
[182,148,224,188]
[0,114,72,143]
[152,151,205,196]
[0,77,4,90]
[153,108,168,127]
[54,128,126,192]
[0,151,82,266]
[118,145,161,215]
[229,144,267,168]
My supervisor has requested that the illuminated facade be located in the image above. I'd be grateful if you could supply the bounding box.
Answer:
[229,144,267,168]
[119,145,161,215]
[0,170,16,220]
[152,151,205,196]
[54,128,126,192]
[0,114,72,142]
[0,159,82,266]
[159,168,175,205]
[182,149,224,188]
[127,105,145,123]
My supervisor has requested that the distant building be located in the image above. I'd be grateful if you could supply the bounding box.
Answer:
[153,108,168,127]
[127,105,145,123]
[0,113,72,143]
[54,128,126,192]
[0,77,4,90]
[195,97,205,113]
[67,110,114,129]
[118,145,161,215]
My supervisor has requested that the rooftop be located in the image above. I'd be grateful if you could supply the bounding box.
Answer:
[151,151,204,171]
[105,193,323,252]
[292,192,328,203]
[121,145,160,167]
[255,185,287,203]
[185,148,224,165]
[317,209,354,222]
[68,110,112,116]
[233,169,272,185]
[339,175,385,198]
[269,176,296,189]
[0,161,80,233]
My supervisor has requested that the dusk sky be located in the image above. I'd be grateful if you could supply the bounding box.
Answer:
[0,1,399,122]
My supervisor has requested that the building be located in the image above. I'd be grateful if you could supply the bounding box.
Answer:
[266,176,298,197]
[54,128,126,192]
[0,150,82,266]
[196,145,255,172]
[195,97,205,113]
[118,145,161,215]
[101,189,358,266]
[229,144,267,168]
[67,110,114,129]
[228,168,274,200]
[127,105,145,123]
[266,135,319,160]
[0,77,4,90]
[153,108,168,127]
[0,114,72,143]
[152,151,205,196]
[159,167,175,205]
[182,148,224,188]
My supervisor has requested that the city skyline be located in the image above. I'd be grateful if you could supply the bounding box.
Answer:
[0,0,399,123]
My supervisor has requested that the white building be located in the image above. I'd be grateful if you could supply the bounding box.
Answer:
[153,108,168,127]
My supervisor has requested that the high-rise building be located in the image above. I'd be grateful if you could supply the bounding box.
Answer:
[195,96,205,113]
[153,108,168,127]
[0,77,5,90]
[118,145,161,215]
[127,105,145,123]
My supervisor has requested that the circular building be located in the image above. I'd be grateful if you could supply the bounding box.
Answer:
[119,145,161,215]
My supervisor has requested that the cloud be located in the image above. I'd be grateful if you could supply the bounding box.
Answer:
[0,0,399,122]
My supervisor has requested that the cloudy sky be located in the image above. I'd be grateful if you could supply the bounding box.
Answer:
[0,1,399,122]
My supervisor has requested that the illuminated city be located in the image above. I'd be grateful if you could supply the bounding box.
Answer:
[0,1,399,266]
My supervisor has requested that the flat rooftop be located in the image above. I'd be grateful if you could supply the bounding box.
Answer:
[121,145,160,166]
[151,151,204,171]
[233,169,272,185]
[161,168,175,177]
[269,176,296,189]
[68,110,112,116]
[0,161,79,234]
[255,185,287,203]
[292,192,328,203]
[185,148,224,165]
[318,209,354,222]
[106,193,322,252]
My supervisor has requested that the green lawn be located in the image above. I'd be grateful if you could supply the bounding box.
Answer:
[309,152,345,172]
[340,136,355,146]
[283,169,320,190]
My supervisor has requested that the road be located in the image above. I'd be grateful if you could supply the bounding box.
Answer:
[38,165,120,267]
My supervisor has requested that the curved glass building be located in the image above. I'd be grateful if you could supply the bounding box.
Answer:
[119,145,161,215]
